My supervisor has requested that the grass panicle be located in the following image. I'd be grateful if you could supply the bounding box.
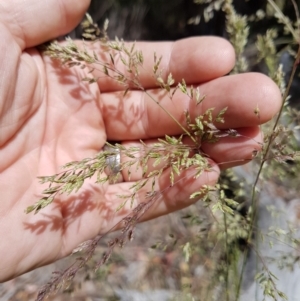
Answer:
[26,3,300,300]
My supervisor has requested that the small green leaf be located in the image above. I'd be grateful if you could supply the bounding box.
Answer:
[182,242,191,262]
[172,164,180,176]
[170,170,174,186]
[167,73,175,86]
[190,191,202,199]
[216,107,228,123]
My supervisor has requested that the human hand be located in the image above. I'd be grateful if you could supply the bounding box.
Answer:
[0,0,281,282]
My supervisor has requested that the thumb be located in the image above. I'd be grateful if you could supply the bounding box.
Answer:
[0,0,90,49]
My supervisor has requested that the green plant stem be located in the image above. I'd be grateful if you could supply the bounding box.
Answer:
[267,0,298,42]
[223,212,230,301]
[144,90,197,144]
[235,42,300,301]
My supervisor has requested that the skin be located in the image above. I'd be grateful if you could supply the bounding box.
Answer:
[0,0,282,282]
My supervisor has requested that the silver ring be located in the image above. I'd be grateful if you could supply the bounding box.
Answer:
[103,144,123,183]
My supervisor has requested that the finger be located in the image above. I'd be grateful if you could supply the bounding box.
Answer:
[110,127,260,183]
[102,72,282,140]
[118,138,197,182]
[59,163,219,256]
[201,126,262,169]
[93,37,235,91]
[106,162,220,224]
[0,0,90,49]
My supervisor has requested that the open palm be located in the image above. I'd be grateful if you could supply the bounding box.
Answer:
[0,0,281,282]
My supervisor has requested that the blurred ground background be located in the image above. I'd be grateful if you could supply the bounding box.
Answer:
[1,0,300,300]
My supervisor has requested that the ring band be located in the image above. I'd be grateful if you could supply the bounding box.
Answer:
[103,144,123,183]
